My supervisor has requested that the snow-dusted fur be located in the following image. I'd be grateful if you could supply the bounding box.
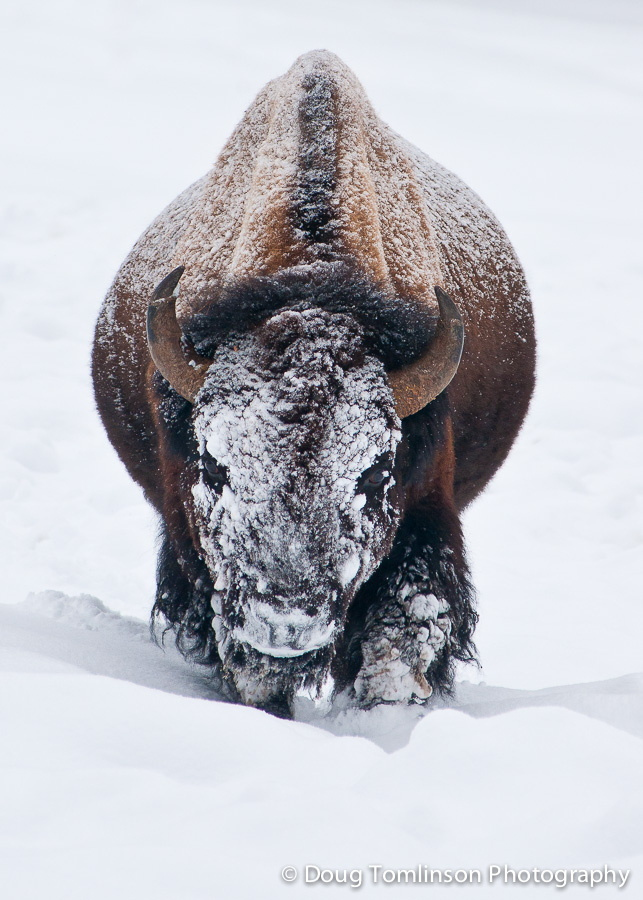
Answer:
[193,308,401,705]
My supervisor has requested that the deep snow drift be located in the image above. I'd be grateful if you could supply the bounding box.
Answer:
[1,0,642,897]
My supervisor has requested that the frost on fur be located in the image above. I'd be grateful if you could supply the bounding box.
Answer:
[188,308,403,707]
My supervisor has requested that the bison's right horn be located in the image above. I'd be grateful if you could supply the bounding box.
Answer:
[388,286,464,418]
[146,266,211,403]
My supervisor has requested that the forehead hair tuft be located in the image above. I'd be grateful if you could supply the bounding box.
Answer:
[182,263,437,371]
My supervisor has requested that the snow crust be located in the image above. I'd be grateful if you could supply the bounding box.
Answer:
[1,0,642,896]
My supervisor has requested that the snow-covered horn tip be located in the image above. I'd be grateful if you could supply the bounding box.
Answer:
[388,287,464,419]
[146,266,210,403]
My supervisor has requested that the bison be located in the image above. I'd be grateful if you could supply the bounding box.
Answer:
[92,51,535,716]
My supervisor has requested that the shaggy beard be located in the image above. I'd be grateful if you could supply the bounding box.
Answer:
[215,624,334,717]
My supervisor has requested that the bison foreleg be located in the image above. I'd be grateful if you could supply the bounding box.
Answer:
[352,513,477,707]
[355,589,450,705]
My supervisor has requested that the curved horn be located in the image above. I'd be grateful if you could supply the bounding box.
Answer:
[389,286,464,418]
[146,266,211,403]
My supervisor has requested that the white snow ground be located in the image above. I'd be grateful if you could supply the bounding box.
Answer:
[1,0,642,897]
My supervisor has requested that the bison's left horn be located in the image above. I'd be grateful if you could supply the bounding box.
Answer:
[389,286,464,418]
[146,266,210,403]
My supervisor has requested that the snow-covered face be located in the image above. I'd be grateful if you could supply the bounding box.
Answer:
[189,309,402,661]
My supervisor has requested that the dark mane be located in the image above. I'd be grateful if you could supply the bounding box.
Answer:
[183,263,438,371]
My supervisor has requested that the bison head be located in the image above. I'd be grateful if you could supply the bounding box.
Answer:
[147,265,463,708]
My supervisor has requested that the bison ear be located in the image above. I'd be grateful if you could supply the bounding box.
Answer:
[147,267,211,403]
[388,286,464,418]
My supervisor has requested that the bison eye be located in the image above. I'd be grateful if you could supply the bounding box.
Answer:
[202,453,228,489]
[361,465,390,490]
